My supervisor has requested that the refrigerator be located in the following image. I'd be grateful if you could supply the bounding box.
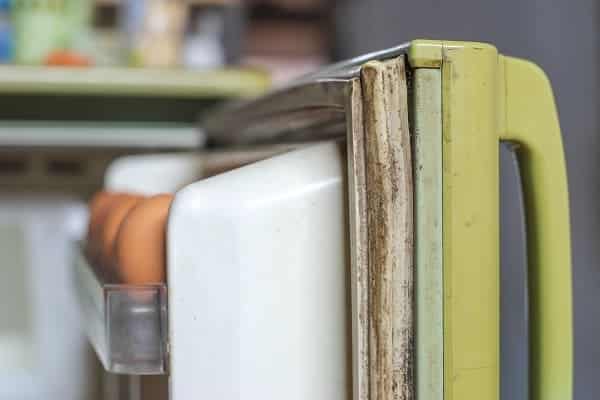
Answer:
[2,39,573,400]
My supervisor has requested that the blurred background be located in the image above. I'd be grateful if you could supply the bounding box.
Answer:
[0,0,336,81]
[0,0,597,399]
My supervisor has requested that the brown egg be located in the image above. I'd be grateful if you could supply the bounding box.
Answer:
[115,194,173,284]
[86,191,122,262]
[99,194,145,271]
[87,191,116,239]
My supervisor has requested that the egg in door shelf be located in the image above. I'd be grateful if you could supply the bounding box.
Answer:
[0,64,269,400]
[72,146,297,376]
[71,40,572,400]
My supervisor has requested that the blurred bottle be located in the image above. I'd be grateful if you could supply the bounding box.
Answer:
[183,11,225,69]
[123,0,187,68]
[0,0,12,63]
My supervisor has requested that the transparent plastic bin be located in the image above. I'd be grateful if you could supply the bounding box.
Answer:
[72,244,168,375]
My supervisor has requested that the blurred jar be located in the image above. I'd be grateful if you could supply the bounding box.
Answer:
[12,0,93,65]
[123,0,188,68]
[183,11,225,69]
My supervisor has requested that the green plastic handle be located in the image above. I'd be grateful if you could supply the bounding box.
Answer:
[500,56,573,400]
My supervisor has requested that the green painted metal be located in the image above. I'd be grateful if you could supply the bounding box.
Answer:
[413,68,443,400]
[500,56,572,400]
[410,40,572,400]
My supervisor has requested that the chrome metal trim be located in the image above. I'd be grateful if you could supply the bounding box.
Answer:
[203,43,411,145]
[297,42,411,82]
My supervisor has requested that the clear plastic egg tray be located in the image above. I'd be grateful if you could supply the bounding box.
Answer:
[72,243,168,375]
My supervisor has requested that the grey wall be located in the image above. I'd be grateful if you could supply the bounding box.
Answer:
[333,1,600,398]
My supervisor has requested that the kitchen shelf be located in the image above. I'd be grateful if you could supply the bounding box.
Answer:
[0,121,204,149]
[0,66,268,98]
[72,245,168,375]
[96,0,240,6]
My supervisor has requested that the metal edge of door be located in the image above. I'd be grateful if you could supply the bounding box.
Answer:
[412,66,443,400]
[201,46,413,146]
[410,40,501,400]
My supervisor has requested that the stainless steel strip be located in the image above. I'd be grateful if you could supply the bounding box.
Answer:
[297,42,411,82]
[203,44,411,145]
[205,79,350,145]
